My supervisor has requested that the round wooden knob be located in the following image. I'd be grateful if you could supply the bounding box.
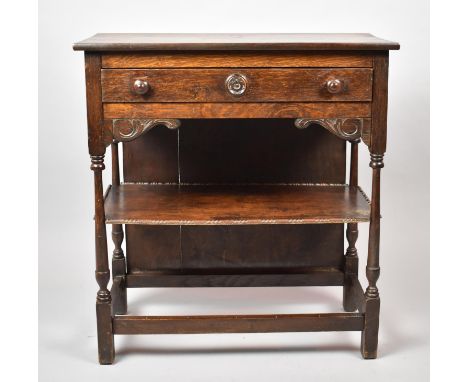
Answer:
[326,79,344,94]
[225,73,247,96]
[133,79,150,95]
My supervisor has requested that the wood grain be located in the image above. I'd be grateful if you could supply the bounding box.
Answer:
[110,142,127,315]
[104,184,370,225]
[122,119,346,277]
[122,126,179,183]
[125,225,181,272]
[180,225,345,269]
[103,102,372,119]
[113,313,364,334]
[125,268,345,287]
[101,68,373,102]
[110,276,126,315]
[73,33,400,51]
[370,52,389,153]
[84,53,105,155]
[361,298,380,358]
[343,140,360,312]
[358,52,390,358]
[102,52,373,68]
[90,154,114,364]
[124,224,345,274]
[178,119,346,184]
[361,153,384,359]
[349,276,366,313]
[75,36,398,361]
[96,302,114,364]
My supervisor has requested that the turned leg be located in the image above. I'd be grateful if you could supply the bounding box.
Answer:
[112,225,127,314]
[343,223,359,311]
[343,140,360,311]
[91,154,115,365]
[361,153,384,359]
[111,142,127,315]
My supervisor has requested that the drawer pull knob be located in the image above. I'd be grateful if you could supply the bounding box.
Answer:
[225,73,247,96]
[326,79,344,94]
[133,79,150,95]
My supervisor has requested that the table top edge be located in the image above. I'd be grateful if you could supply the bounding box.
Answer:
[73,33,400,52]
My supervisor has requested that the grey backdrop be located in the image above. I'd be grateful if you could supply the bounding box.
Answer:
[39,0,429,380]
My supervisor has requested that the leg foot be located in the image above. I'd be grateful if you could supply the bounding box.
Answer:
[96,300,115,365]
[360,297,380,359]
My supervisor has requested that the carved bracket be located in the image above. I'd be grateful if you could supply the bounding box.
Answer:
[294,118,371,147]
[112,119,181,142]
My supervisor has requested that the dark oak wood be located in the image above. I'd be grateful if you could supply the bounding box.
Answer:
[125,267,344,287]
[76,33,397,363]
[180,225,345,270]
[103,102,372,119]
[343,140,360,312]
[86,53,115,364]
[362,153,384,359]
[125,225,180,272]
[349,276,366,314]
[370,53,389,154]
[102,52,373,68]
[122,126,178,183]
[90,155,114,364]
[126,224,346,273]
[73,33,400,51]
[113,313,364,335]
[110,276,126,315]
[360,52,389,359]
[96,302,114,364]
[122,119,347,278]
[101,68,373,102]
[123,118,346,184]
[104,184,371,225]
[85,53,105,155]
[110,142,127,315]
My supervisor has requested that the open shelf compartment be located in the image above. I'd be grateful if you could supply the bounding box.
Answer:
[104,183,370,225]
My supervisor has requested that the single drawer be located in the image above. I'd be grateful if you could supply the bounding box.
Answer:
[101,68,373,103]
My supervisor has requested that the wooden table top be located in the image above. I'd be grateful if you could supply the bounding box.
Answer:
[73,33,400,51]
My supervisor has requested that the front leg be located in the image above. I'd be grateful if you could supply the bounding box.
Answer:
[361,153,383,359]
[91,154,115,364]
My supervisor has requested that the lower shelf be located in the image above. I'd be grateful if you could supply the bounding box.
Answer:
[104,183,370,225]
[113,312,364,334]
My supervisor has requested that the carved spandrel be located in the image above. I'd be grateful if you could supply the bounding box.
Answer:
[112,119,181,142]
[294,118,371,146]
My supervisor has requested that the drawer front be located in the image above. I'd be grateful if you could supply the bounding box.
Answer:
[101,68,372,103]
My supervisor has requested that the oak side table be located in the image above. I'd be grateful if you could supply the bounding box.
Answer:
[73,33,399,364]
